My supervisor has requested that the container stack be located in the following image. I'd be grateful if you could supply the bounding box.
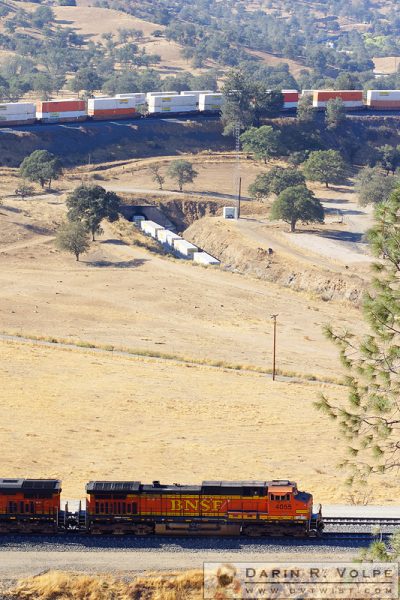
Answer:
[198,93,223,112]
[366,90,400,110]
[147,94,197,115]
[312,90,363,109]
[88,96,140,120]
[36,99,87,123]
[0,102,36,125]
[192,251,220,266]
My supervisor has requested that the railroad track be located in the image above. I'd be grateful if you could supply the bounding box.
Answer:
[324,516,400,527]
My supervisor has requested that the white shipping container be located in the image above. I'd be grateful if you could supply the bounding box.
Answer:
[149,95,196,106]
[193,252,220,265]
[367,90,400,101]
[166,231,182,246]
[140,220,164,237]
[37,110,87,119]
[198,94,223,111]
[88,97,137,110]
[313,100,363,108]
[148,106,197,114]
[180,90,213,99]
[0,102,36,115]
[148,98,197,113]
[116,93,146,103]
[173,238,198,257]
[146,91,178,100]
[0,112,36,122]
[157,228,177,243]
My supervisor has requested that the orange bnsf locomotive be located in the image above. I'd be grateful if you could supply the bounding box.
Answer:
[0,478,323,537]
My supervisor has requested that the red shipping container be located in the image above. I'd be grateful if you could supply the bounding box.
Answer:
[314,90,363,102]
[283,92,299,102]
[368,100,400,109]
[38,100,86,112]
[91,108,137,120]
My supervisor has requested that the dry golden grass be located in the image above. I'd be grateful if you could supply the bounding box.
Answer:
[245,49,309,77]
[373,56,400,74]
[0,158,395,505]
[7,570,203,599]
[1,339,399,503]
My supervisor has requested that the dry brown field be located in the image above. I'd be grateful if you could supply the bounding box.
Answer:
[373,56,400,74]
[0,1,210,80]
[0,156,397,504]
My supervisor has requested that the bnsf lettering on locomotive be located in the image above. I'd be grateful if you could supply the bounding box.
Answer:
[169,498,225,511]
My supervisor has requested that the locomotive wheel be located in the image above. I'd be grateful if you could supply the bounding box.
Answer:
[242,525,266,537]
[133,524,154,536]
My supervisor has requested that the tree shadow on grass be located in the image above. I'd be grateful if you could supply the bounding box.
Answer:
[1,205,22,213]
[86,258,149,268]
[21,223,54,235]
[300,228,365,243]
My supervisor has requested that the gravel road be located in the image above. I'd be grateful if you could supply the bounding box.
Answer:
[0,532,381,579]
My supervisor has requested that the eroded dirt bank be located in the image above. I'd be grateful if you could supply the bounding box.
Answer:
[185,217,368,304]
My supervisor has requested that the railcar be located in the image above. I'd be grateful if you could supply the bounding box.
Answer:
[1,88,400,127]
[0,477,323,536]
[0,478,61,533]
[85,479,323,537]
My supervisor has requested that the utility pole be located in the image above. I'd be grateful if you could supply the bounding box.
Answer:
[238,176,242,219]
[271,314,278,381]
[234,120,241,219]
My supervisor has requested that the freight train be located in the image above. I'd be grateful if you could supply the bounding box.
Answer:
[1,88,400,127]
[0,478,324,537]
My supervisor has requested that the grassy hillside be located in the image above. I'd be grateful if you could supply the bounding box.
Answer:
[0,0,398,103]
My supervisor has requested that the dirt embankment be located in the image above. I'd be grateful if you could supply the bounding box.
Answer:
[0,119,230,168]
[158,198,223,230]
[185,217,367,304]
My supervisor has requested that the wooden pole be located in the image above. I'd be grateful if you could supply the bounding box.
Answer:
[271,314,278,381]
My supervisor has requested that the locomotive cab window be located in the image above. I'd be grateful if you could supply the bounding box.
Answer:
[270,493,291,501]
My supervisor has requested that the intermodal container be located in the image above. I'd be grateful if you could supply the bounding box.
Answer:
[198,93,223,111]
[180,90,213,104]
[192,251,220,265]
[140,220,164,237]
[166,231,182,246]
[37,110,87,122]
[173,238,198,257]
[0,114,36,126]
[115,93,146,103]
[157,228,177,244]
[146,91,178,101]
[38,100,86,113]
[89,108,137,120]
[366,90,400,110]
[282,90,299,109]
[312,90,363,109]
[88,97,139,119]
[0,102,36,115]
[148,95,197,114]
